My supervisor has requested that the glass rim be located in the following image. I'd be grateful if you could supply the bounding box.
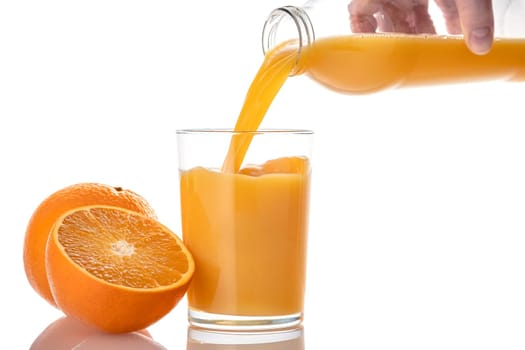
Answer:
[176,128,313,135]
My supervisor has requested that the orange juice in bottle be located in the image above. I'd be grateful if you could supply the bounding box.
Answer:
[262,3,525,94]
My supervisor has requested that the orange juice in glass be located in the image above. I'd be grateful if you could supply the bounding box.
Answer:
[177,129,312,331]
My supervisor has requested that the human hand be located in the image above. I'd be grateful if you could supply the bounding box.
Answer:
[348,0,494,54]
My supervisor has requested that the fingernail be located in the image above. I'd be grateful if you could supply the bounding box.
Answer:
[469,27,493,55]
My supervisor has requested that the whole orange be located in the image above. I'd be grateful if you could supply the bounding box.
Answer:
[23,182,157,307]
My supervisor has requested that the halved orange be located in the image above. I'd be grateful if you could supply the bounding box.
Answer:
[45,205,194,333]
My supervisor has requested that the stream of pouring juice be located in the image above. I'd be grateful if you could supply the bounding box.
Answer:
[224,34,525,172]
[181,33,525,318]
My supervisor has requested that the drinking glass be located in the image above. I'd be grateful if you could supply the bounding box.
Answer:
[177,129,313,331]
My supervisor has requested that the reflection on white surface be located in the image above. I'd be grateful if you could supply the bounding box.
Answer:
[72,333,166,350]
[187,326,305,350]
[30,316,166,350]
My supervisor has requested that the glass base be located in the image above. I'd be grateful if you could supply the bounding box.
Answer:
[187,325,304,346]
[188,309,303,332]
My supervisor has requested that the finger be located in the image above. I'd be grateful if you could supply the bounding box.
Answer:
[456,0,494,54]
[381,2,415,33]
[349,13,378,32]
[348,0,435,34]
[348,0,380,32]
[412,3,437,33]
[350,0,415,34]
[433,0,462,34]
[380,2,436,34]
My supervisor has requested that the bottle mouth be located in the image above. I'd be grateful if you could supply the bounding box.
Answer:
[261,6,315,63]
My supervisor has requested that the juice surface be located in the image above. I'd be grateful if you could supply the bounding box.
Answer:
[180,157,310,316]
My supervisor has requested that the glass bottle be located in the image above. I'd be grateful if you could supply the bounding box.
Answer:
[261,0,525,94]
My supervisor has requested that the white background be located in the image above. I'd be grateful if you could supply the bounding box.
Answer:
[1,0,525,349]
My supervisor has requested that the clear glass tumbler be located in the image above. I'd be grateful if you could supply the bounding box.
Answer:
[177,129,313,331]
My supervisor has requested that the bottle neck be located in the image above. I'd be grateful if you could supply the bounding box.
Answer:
[262,6,315,69]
